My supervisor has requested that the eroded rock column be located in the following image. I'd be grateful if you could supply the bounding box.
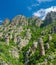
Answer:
[5,35,9,45]
[38,37,45,56]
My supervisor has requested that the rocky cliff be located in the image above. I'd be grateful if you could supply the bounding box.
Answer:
[0,12,56,65]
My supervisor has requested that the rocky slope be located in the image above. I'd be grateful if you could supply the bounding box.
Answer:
[42,11,56,26]
[0,12,56,65]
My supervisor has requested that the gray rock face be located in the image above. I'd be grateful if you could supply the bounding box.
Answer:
[9,34,13,40]
[35,19,42,27]
[38,37,45,56]
[13,33,17,44]
[43,11,56,26]
[26,48,31,57]
[17,36,22,44]
[32,41,38,51]
[11,15,28,26]
[41,31,46,35]
[25,47,32,65]
[5,35,9,45]
[45,43,50,50]
[28,16,42,27]
[3,18,10,26]
[0,32,3,38]
[17,36,29,49]
[18,38,29,49]
[17,26,23,34]
[51,26,56,33]
[26,29,31,40]
[9,47,19,58]
[48,34,52,41]
[0,61,8,65]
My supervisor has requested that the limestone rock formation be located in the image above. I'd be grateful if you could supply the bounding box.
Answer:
[0,14,56,65]
[43,11,56,26]
[45,43,50,50]
[5,34,9,45]
[0,32,3,38]
[48,34,52,41]
[51,26,56,33]
[38,37,45,56]
[9,47,19,58]
[18,38,29,49]
[18,26,23,34]
[28,16,42,27]
[13,33,18,44]
[26,29,31,40]
[0,61,8,65]
[2,18,10,26]
[32,41,38,51]
[25,47,32,65]
[11,15,28,26]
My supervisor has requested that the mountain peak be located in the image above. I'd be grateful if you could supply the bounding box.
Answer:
[43,11,56,26]
[2,18,10,26]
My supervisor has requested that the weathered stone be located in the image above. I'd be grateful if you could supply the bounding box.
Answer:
[25,47,31,65]
[5,35,9,45]
[28,16,42,27]
[45,43,50,50]
[18,26,23,34]
[18,38,29,49]
[48,34,52,41]
[9,47,19,58]
[43,11,56,26]
[26,29,31,40]
[26,47,31,57]
[4,28,7,31]
[7,32,13,40]
[1,61,8,65]
[12,15,28,26]
[38,37,45,56]
[51,26,56,33]
[41,31,46,35]
[17,36,22,44]
[3,18,10,26]
[0,32,3,38]
[13,33,17,44]
[35,19,42,27]
[32,41,38,51]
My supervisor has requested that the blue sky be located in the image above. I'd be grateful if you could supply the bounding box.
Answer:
[0,0,56,21]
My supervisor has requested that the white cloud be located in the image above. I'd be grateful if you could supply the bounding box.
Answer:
[27,0,53,10]
[33,6,56,20]
[37,0,53,3]
[31,4,39,7]
[27,4,39,10]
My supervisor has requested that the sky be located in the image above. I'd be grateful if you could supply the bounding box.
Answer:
[0,0,56,22]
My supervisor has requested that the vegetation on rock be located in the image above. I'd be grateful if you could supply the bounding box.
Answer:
[0,12,56,65]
